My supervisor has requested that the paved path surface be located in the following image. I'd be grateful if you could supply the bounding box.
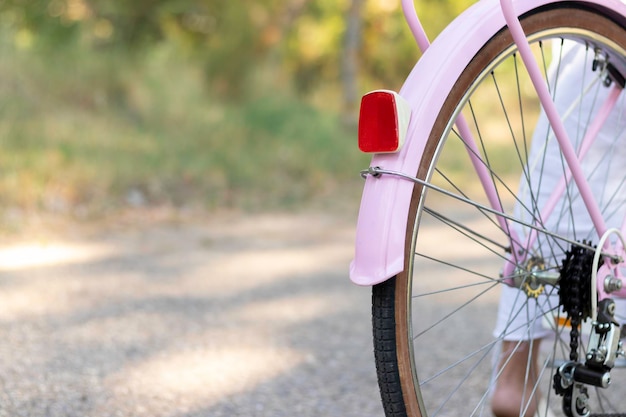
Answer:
[0,211,384,416]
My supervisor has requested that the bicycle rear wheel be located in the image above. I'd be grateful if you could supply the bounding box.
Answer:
[373,5,626,417]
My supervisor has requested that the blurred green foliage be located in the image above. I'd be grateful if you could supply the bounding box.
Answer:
[1,0,475,97]
[0,0,475,221]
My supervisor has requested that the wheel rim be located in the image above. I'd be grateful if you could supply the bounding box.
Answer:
[402,10,626,417]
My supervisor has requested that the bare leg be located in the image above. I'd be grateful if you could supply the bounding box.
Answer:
[491,340,542,417]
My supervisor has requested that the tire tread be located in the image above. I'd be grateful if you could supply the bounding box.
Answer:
[373,279,408,417]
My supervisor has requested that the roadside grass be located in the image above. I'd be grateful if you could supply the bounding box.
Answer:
[0,39,369,225]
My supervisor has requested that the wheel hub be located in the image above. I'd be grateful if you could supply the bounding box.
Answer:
[513,256,558,298]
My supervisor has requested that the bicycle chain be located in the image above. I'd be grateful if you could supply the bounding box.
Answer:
[553,243,597,415]
[559,242,596,360]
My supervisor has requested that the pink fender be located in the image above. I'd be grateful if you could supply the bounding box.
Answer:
[350,0,626,286]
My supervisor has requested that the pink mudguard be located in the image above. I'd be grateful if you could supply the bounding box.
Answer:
[350,0,626,286]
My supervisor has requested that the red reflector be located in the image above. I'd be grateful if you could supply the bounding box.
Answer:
[358,90,410,153]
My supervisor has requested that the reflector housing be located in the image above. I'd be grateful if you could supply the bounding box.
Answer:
[358,90,411,153]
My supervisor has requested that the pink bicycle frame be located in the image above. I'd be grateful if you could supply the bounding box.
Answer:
[350,0,626,289]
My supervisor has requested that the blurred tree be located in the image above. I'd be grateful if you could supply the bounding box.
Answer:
[0,0,475,101]
[341,0,364,121]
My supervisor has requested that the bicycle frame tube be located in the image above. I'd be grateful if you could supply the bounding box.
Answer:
[500,0,611,242]
[350,0,626,286]
[401,0,430,53]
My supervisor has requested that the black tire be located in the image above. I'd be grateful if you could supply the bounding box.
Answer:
[373,278,407,417]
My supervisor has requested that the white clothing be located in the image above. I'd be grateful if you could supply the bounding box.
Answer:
[493,42,626,341]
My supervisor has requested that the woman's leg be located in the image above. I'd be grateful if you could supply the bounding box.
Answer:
[492,340,542,417]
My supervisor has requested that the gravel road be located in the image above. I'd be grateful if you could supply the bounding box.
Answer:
[0,211,384,416]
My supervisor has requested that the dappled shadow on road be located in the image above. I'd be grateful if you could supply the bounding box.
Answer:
[0,213,383,417]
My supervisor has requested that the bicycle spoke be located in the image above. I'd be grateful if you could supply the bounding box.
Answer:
[431,343,495,417]
[412,282,500,339]
[414,251,504,283]
[423,206,510,254]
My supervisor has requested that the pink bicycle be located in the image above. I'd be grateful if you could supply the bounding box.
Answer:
[351,0,626,416]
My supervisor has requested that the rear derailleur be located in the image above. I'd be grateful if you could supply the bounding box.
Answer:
[553,242,625,417]
[553,299,624,417]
